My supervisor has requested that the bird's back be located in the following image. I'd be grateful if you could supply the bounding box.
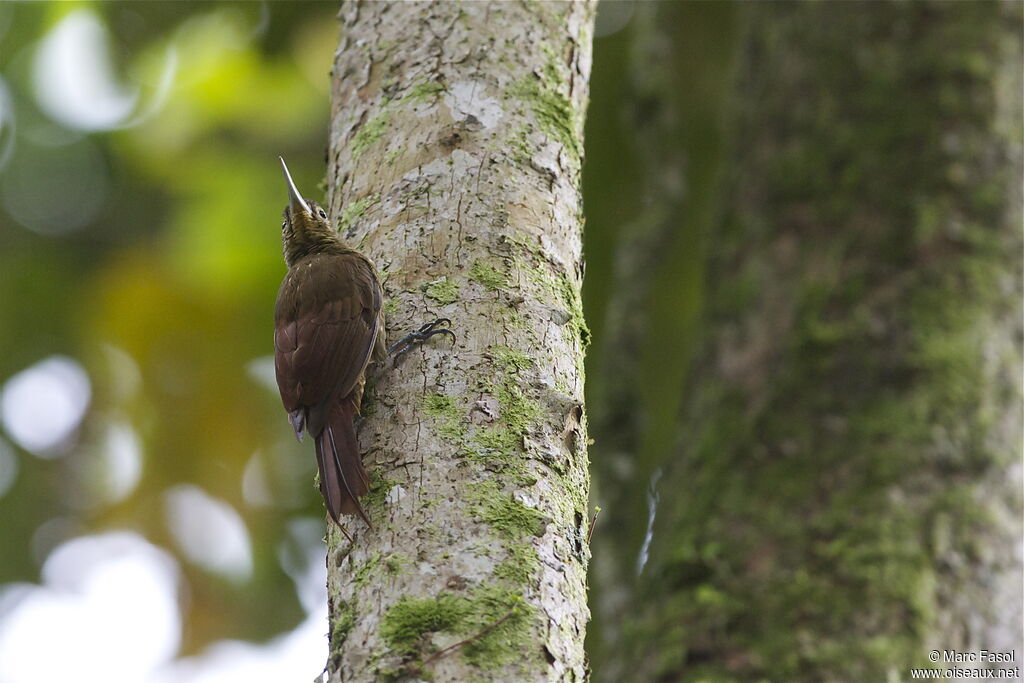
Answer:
[274,251,382,436]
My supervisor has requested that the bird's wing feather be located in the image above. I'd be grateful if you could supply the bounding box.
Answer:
[274,252,382,434]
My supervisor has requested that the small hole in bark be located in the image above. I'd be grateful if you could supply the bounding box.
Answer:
[439,129,462,149]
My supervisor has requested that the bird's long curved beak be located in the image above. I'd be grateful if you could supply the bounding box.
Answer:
[279,156,311,217]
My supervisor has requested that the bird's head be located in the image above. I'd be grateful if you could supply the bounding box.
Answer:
[279,156,335,266]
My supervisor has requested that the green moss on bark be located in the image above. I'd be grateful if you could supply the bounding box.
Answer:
[330,600,357,655]
[459,587,532,669]
[338,193,379,234]
[508,66,582,167]
[422,393,468,440]
[470,260,508,291]
[351,111,390,161]
[404,80,446,103]
[490,344,533,372]
[381,594,469,656]
[364,472,399,512]
[424,277,459,305]
[510,238,590,349]
[467,480,546,539]
[379,586,536,673]
[494,541,540,585]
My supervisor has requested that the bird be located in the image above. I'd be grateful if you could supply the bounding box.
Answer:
[273,157,452,528]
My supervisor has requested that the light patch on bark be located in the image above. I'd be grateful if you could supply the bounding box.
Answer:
[444,82,503,130]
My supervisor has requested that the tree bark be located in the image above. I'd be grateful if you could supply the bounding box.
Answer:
[322,2,594,681]
[619,2,1023,681]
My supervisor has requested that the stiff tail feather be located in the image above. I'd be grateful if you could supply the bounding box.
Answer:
[314,399,371,526]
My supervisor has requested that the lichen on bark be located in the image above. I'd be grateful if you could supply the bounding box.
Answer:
[323,2,595,681]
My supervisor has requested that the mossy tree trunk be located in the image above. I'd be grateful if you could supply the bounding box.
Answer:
[618,3,1023,681]
[582,4,737,679]
[322,2,594,681]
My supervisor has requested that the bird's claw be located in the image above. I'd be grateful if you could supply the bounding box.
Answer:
[388,317,456,359]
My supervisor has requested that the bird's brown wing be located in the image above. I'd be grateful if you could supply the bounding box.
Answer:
[274,251,382,436]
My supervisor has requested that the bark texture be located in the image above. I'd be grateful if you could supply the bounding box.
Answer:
[323,2,594,681]
[620,3,1023,681]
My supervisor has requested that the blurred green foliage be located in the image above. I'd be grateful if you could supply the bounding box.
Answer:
[0,0,703,670]
[0,0,341,652]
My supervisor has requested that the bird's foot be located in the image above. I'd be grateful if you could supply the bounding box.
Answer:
[388,318,456,359]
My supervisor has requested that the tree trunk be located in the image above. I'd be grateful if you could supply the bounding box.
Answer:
[322,2,594,681]
[619,2,1023,681]
[583,5,737,679]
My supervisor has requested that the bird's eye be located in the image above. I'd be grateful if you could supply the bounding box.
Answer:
[317,209,327,219]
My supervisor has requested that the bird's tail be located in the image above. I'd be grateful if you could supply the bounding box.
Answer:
[314,399,371,526]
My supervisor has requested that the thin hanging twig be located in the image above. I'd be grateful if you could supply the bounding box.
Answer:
[587,506,602,544]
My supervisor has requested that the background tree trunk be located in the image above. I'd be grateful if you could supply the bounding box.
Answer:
[615,2,1023,681]
[582,4,737,679]
[323,2,594,681]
